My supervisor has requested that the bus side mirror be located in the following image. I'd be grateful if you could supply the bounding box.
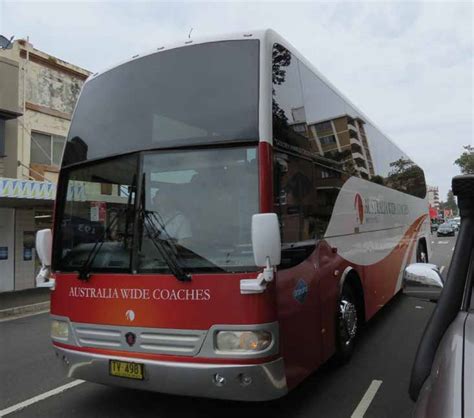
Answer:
[241,214,281,294]
[36,229,55,289]
[402,263,444,302]
[252,213,281,267]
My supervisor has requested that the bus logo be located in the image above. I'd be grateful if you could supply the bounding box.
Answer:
[125,310,135,322]
[354,193,365,224]
[293,279,309,303]
[125,332,136,347]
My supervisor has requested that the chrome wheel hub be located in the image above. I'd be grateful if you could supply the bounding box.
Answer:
[339,299,358,344]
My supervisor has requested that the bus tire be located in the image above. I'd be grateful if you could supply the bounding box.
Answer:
[335,283,359,363]
[416,240,428,263]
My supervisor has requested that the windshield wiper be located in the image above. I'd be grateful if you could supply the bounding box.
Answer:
[138,174,190,282]
[77,207,125,280]
[78,177,136,281]
[144,208,225,274]
[141,209,191,282]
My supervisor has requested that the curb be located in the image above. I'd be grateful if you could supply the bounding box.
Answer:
[0,301,50,319]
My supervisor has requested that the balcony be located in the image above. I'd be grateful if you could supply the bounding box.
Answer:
[348,122,357,133]
[350,136,362,147]
[352,152,366,162]
[357,165,369,175]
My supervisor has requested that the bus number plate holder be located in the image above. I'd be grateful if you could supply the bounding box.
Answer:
[109,360,144,380]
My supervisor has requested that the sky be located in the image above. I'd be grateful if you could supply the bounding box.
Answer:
[0,0,472,199]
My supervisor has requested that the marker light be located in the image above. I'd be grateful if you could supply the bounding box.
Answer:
[215,330,272,352]
[51,320,69,339]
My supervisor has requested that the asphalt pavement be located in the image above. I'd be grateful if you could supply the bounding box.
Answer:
[0,232,457,418]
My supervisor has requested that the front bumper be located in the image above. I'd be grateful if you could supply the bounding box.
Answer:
[55,346,288,401]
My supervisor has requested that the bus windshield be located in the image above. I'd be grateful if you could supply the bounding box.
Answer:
[63,40,259,166]
[55,146,259,274]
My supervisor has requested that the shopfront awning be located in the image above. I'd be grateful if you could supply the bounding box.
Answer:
[0,177,56,208]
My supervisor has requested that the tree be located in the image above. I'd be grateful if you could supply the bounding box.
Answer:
[445,190,458,214]
[370,175,385,185]
[454,145,474,174]
[386,157,426,198]
[272,44,291,126]
[440,190,458,216]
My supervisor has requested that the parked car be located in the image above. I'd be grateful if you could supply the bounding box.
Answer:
[447,219,460,231]
[403,174,474,418]
[436,223,455,237]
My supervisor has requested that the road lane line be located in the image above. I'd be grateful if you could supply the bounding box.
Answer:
[440,266,445,274]
[0,310,49,323]
[351,380,383,418]
[452,246,455,251]
[0,380,84,417]
[437,241,449,244]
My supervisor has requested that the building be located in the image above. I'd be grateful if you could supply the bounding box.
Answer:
[288,109,375,180]
[427,185,440,209]
[0,36,90,293]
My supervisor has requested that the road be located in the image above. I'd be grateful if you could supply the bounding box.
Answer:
[0,233,456,418]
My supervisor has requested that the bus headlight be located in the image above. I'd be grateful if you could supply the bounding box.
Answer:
[215,330,272,352]
[51,320,69,339]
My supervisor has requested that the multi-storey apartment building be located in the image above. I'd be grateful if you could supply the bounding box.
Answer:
[427,185,440,210]
[0,36,90,292]
[289,109,375,180]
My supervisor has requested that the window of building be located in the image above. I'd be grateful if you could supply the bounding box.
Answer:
[320,168,341,179]
[31,132,66,167]
[319,135,336,146]
[291,123,307,135]
[274,151,348,269]
[315,121,333,135]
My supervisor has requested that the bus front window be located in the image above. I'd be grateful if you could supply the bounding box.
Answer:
[138,146,259,274]
[56,155,138,272]
[63,40,259,166]
[54,147,259,275]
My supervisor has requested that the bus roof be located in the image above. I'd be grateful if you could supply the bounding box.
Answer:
[88,29,270,82]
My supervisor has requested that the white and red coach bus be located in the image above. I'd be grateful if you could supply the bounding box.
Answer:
[36,30,430,401]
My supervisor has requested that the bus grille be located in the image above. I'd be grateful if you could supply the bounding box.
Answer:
[72,323,207,356]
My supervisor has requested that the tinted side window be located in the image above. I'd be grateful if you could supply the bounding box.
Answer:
[274,153,315,268]
[272,43,373,180]
[272,43,426,199]
[364,122,427,198]
[272,44,312,153]
[273,152,348,269]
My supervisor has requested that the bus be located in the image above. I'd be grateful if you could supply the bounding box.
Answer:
[36,29,430,401]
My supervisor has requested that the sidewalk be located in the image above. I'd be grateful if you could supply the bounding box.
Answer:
[0,288,51,319]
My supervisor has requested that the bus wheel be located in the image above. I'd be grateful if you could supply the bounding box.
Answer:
[416,241,428,263]
[336,284,359,363]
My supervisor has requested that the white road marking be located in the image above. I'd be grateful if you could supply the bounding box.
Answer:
[351,379,383,418]
[0,310,50,323]
[452,246,455,251]
[437,241,449,244]
[0,380,84,417]
[415,306,424,309]
[440,266,445,274]
[431,241,434,244]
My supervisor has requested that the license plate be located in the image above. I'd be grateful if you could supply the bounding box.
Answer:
[109,360,144,380]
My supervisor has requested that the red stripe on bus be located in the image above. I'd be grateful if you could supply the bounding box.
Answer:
[53,341,279,365]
